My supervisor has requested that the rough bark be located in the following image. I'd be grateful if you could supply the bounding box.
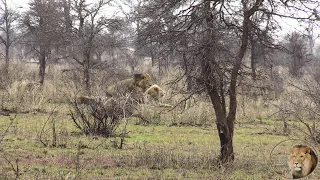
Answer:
[39,46,46,85]
[250,35,257,80]
[39,15,46,85]
[1,0,11,79]
[202,0,234,164]
[83,50,91,95]
[4,43,9,78]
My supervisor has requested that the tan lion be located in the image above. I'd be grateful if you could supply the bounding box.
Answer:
[119,84,166,104]
[288,145,318,179]
[144,84,165,102]
[106,73,152,97]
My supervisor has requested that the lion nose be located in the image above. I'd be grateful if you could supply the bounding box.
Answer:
[294,162,299,165]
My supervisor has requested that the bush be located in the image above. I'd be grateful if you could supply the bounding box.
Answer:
[69,96,138,137]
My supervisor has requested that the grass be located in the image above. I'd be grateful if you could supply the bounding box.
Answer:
[0,62,319,179]
[1,110,317,179]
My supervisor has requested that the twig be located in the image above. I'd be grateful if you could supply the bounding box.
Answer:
[38,105,57,146]
[0,114,17,144]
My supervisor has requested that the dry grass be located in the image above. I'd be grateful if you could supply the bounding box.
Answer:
[0,62,320,179]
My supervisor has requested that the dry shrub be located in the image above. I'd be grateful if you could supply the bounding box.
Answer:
[0,62,38,87]
[236,94,279,122]
[60,69,84,97]
[162,84,214,126]
[171,101,214,126]
[0,62,68,112]
[69,96,138,137]
[136,99,215,127]
[5,80,44,112]
[4,80,61,113]
[91,67,131,86]
[60,66,132,99]
[272,66,320,142]
[45,64,72,102]
[136,104,173,125]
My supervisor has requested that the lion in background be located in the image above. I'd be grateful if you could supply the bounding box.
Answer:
[144,84,165,102]
[76,73,166,105]
[105,73,152,97]
[288,145,318,179]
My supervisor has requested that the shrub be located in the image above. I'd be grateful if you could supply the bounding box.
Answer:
[69,96,138,137]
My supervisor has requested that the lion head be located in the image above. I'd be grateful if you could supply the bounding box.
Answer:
[133,73,152,91]
[144,84,165,101]
[288,145,318,179]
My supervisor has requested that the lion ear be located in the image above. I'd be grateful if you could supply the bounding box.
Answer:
[144,73,151,79]
[300,146,311,154]
[306,147,311,154]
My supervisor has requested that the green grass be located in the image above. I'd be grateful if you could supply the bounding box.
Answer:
[0,112,319,179]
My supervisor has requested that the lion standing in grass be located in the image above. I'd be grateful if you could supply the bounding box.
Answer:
[288,145,318,179]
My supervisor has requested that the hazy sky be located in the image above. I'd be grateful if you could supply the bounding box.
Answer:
[8,0,28,11]
[7,0,320,44]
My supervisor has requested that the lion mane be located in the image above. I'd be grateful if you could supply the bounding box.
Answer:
[106,73,152,97]
[288,145,318,179]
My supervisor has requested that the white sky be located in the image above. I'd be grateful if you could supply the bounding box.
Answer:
[8,0,28,10]
[8,0,320,46]
[8,0,127,16]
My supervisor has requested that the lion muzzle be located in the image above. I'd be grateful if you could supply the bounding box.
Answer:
[293,162,302,171]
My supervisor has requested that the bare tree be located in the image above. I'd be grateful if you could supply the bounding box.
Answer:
[136,0,266,164]
[136,0,319,165]
[248,11,275,80]
[0,0,20,80]
[70,0,119,94]
[22,0,65,85]
[285,32,313,77]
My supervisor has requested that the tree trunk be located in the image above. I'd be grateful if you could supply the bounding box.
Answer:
[207,85,234,164]
[83,51,91,95]
[63,0,72,55]
[202,0,235,164]
[63,0,72,36]
[150,49,155,67]
[96,52,102,62]
[39,46,46,85]
[111,46,116,67]
[202,0,261,165]
[3,0,10,79]
[217,119,234,163]
[4,45,9,79]
[250,35,257,81]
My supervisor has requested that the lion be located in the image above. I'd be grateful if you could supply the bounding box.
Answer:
[115,84,165,104]
[144,84,165,102]
[73,84,167,125]
[105,73,152,97]
[288,145,318,179]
